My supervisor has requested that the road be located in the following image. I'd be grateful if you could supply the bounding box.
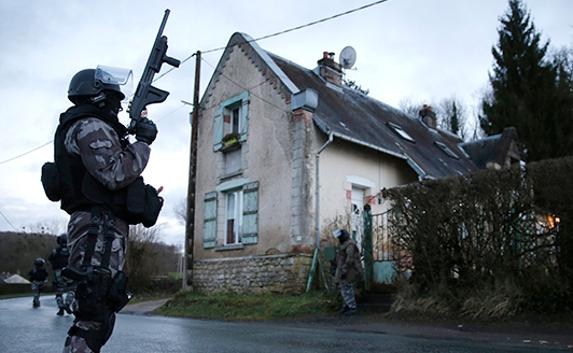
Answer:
[0,296,570,353]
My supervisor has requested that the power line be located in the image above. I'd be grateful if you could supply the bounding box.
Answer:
[154,0,389,82]
[202,0,389,55]
[0,207,18,232]
[201,57,290,114]
[0,102,188,166]
[0,141,52,165]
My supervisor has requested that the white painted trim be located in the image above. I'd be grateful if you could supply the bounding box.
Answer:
[216,178,250,192]
[346,175,376,189]
[240,33,299,94]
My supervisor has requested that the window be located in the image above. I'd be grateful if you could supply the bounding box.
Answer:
[434,141,459,159]
[204,181,259,249]
[225,190,243,245]
[387,122,415,143]
[224,104,241,136]
[213,91,250,152]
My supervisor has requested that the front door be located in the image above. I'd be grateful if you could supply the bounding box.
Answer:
[351,187,365,252]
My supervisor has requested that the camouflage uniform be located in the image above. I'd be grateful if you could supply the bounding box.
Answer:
[335,238,363,313]
[62,117,149,353]
[49,243,75,314]
[28,266,48,308]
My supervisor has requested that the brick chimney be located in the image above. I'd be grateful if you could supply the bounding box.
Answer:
[317,51,343,86]
[419,104,437,129]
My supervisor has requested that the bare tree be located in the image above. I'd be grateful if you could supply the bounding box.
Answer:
[398,98,424,119]
[25,220,67,235]
[437,97,468,140]
[174,198,187,225]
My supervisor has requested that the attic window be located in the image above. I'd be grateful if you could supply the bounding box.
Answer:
[387,122,415,143]
[435,141,459,159]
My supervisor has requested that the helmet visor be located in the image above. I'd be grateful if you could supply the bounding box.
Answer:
[95,65,133,101]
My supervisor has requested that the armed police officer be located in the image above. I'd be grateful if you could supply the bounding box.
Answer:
[333,228,364,315]
[49,233,74,316]
[41,66,163,353]
[28,257,49,308]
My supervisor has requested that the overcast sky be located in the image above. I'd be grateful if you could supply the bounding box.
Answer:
[0,0,571,247]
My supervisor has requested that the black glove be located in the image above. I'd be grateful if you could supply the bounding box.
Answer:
[135,118,158,145]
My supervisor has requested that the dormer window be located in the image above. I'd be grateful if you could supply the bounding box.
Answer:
[388,122,415,143]
[435,141,459,159]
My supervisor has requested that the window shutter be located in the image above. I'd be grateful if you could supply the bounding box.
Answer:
[240,181,258,244]
[203,191,218,248]
[213,109,223,152]
[239,93,250,142]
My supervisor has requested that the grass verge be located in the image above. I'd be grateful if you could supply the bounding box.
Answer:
[156,291,339,321]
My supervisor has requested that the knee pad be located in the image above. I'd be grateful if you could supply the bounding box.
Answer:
[73,269,130,321]
[73,269,113,322]
[67,313,116,353]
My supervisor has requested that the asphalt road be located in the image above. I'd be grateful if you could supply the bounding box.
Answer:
[0,296,569,353]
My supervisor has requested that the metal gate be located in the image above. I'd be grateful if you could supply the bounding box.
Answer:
[363,208,397,286]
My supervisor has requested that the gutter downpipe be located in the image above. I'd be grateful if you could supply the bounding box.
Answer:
[305,131,334,292]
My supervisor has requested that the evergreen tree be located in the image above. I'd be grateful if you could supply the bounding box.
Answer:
[479,0,572,161]
[450,101,460,136]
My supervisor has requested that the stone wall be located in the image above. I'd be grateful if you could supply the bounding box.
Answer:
[192,253,312,293]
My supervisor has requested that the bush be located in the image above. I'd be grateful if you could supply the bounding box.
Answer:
[385,156,573,317]
[126,225,181,292]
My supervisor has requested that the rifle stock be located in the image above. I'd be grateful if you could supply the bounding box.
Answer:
[128,9,180,134]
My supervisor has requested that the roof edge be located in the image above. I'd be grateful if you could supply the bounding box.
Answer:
[313,115,407,161]
[238,33,299,94]
[200,32,299,108]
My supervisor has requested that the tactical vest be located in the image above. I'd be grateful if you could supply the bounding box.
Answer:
[41,105,163,227]
[50,246,71,270]
[54,105,128,214]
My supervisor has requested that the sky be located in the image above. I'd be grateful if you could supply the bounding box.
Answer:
[0,0,571,247]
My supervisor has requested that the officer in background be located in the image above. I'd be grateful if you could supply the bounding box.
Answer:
[49,233,74,316]
[333,228,364,315]
[46,66,160,353]
[28,257,49,308]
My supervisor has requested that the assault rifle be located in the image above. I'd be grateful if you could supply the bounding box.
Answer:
[127,9,181,134]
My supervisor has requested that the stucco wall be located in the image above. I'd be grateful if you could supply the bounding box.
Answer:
[194,43,298,260]
[315,131,418,227]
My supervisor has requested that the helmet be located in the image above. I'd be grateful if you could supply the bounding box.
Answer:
[332,229,349,239]
[57,233,67,246]
[34,258,46,267]
[68,66,132,104]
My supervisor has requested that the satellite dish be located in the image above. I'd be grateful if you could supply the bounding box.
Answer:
[339,46,357,69]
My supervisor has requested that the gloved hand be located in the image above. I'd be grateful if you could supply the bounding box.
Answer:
[135,118,158,145]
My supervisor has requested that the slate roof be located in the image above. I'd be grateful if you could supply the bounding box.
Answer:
[267,53,479,179]
[205,33,484,179]
[461,127,519,169]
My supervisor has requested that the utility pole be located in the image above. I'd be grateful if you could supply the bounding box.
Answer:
[183,50,201,290]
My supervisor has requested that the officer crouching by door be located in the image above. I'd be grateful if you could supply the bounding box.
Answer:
[41,66,163,353]
[333,228,364,315]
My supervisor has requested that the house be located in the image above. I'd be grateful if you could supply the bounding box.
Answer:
[190,32,515,293]
[461,127,522,170]
[3,274,30,284]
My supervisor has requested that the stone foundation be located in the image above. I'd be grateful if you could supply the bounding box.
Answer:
[192,253,312,293]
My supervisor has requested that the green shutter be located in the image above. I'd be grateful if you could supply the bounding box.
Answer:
[213,109,223,152]
[239,95,250,142]
[241,181,258,244]
[203,191,218,248]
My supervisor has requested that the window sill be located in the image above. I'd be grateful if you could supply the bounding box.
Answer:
[215,243,245,252]
[220,170,244,181]
[221,140,242,153]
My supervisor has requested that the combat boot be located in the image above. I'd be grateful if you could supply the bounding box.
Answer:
[57,308,65,316]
